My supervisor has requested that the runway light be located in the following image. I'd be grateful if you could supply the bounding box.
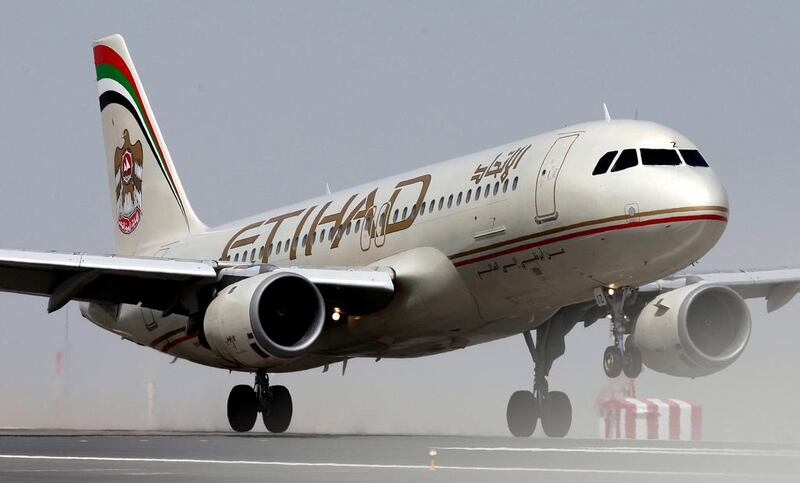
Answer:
[429,449,438,470]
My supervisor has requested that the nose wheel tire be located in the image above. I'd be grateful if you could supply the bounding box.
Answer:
[540,391,572,438]
[263,385,293,433]
[227,384,258,433]
[622,338,643,378]
[506,390,538,437]
[603,346,623,378]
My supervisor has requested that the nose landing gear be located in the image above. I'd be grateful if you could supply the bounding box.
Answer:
[595,286,642,378]
[227,370,293,433]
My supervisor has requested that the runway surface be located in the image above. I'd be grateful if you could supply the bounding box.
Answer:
[0,431,798,482]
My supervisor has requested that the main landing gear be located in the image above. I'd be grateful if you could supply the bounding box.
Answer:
[507,324,573,438]
[595,286,642,379]
[227,370,293,433]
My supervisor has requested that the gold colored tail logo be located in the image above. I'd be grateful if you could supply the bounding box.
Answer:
[114,129,143,234]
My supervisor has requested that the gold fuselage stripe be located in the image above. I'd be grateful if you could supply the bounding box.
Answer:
[449,205,729,261]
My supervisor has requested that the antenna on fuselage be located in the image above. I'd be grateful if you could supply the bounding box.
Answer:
[325,182,332,196]
[602,103,612,121]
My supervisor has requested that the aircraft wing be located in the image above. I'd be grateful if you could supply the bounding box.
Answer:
[639,268,800,313]
[0,249,394,315]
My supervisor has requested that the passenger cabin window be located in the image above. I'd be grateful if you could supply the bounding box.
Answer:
[640,148,681,166]
[681,149,710,167]
[421,202,426,215]
[592,151,617,175]
[456,192,462,206]
[234,253,240,262]
[512,176,519,190]
[484,184,490,198]
[610,149,638,172]
[447,195,453,208]
[502,179,509,193]
[402,207,408,219]
[466,189,472,203]
[355,220,361,232]
[476,186,482,198]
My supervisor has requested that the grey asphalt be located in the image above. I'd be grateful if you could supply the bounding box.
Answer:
[0,431,798,482]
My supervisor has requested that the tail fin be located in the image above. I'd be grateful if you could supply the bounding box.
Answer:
[93,34,205,256]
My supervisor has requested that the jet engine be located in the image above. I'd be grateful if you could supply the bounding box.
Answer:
[633,283,751,378]
[204,271,325,365]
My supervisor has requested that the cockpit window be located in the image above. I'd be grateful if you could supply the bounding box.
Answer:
[640,148,681,166]
[592,151,617,175]
[610,149,638,172]
[680,149,710,167]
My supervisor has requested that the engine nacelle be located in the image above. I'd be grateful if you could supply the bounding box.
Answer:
[204,271,325,365]
[634,283,751,378]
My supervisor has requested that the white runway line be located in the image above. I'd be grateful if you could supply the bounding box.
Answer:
[435,446,800,458]
[0,454,788,478]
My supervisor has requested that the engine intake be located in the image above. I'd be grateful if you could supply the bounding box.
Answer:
[204,271,325,365]
[634,283,751,378]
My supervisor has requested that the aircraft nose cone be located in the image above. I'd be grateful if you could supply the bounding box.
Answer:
[679,168,729,213]
[667,167,729,263]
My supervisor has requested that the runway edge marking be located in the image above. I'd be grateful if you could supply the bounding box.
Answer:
[434,446,800,458]
[0,454,789,478]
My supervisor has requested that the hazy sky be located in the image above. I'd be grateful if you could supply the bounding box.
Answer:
[1,1,799,441]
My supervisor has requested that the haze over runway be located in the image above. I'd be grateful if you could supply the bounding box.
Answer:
[0,0,799,445]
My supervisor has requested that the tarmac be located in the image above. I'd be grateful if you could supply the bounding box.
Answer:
[0,430,798,482]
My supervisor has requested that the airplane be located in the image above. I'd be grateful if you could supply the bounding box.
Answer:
[3,34,798,438]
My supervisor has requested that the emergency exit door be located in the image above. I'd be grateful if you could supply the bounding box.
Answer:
[535,134,579,223]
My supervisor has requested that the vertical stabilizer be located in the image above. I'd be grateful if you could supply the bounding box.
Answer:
[93,34,205,255]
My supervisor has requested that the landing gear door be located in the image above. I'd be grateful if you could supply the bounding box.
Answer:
[535,134,579,224]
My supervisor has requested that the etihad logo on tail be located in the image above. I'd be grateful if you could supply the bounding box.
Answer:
[114,129,143,234]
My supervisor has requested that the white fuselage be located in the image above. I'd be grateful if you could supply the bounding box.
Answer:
[84,119,728,372]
